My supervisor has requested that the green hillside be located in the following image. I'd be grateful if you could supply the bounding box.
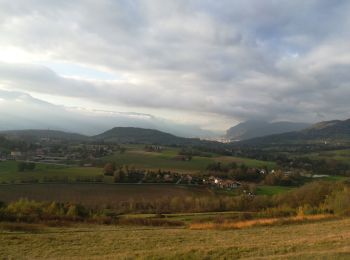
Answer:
[92,127,203,145]
[0,129,87,141]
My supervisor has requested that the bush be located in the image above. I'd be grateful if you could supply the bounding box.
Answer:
[0,199,91,223]
[258,205,296,218]
[273,181,340,208]
[325,188,350,216]
[103,162,115,176]
[17,162,36,172]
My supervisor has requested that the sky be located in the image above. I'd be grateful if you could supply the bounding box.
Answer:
[1,0,350,137]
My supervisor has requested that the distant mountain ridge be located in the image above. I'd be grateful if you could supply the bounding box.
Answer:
[0,127,204,146]
[93,127,202,145]
[0,129,87,141]
[240,118,350,145]
[226,120,310,141]
[2,118,349,147]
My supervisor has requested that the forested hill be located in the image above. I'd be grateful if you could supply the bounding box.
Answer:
[92,127,203,145]
[226,120,310,141]
[238,118,350,145]
[0,130,88,141]
[0,127,217,147]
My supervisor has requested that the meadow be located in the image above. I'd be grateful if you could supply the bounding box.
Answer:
[103,145,277,172]
[301,149,350,165]
[1,217,350,259]
[0,161,103,184]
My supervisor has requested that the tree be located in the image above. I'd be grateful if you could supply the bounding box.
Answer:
[17,162,26,172]
[103,162,115,176]
[17,162,36,172]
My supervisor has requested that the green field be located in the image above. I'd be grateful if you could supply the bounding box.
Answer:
[1,218,350,259]
[104,145,276,172]
[0,161,103,184]
[302,149,350,164]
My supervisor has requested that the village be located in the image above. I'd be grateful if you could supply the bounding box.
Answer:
[0,141,313,192]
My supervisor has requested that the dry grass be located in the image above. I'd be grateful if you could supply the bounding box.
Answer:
[189,214,333,230]
[117,217,184,227]
[1,217,350,259]
[0,222,44,233]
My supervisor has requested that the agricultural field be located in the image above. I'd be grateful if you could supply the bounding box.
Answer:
[0,161,103,184]
[1,217,350,259]
[302,149,350,164]
[103,145,276,172]
[0,183,212,207]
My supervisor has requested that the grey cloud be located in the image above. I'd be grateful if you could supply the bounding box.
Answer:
[0,90,216,137]
[0,0,350,129]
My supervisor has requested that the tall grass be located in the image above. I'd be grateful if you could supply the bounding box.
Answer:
[189,214,333,230]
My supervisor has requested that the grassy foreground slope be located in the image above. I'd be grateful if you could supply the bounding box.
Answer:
[1,218,350,259]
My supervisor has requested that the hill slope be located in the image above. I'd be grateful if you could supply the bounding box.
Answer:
[226,120,310,140]
[0,130,88,141]
[240,118,350,145]
[0,127,220,147]
[92,127,202,145]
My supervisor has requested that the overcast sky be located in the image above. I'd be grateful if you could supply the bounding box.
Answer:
[1,0,350,136]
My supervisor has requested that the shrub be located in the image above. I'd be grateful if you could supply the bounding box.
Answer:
[325,187,350,216]
[17,162,36,172]
[258,205,296,218]
[103,162,115,176]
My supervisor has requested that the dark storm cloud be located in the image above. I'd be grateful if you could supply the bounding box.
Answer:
[1,0,350,129]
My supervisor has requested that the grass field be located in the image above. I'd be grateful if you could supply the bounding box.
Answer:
[1,218,350,259]
[104,145,276,172]
[122,211,247,223]
[0,183,212,207]
[302,149,350,165]
[0,161,103,184]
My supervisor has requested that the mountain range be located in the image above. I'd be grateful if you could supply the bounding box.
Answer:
[226,120,310,141]
[1,118,350,147]
[239,119,350,145]
[0,127,203,146]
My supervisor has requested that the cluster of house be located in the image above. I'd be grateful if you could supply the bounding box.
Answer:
[1,144,118,165]
[144,145,164,152]
[205,176,242,189]
[115,169,242,189]
[0,151,24,161]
